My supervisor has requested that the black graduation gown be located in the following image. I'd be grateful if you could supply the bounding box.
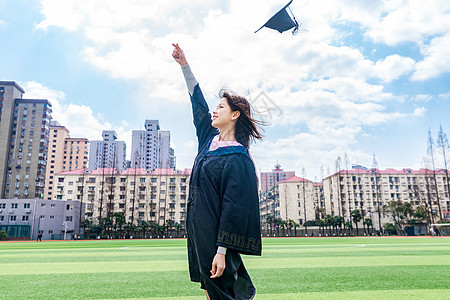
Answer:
[186,84,262,300]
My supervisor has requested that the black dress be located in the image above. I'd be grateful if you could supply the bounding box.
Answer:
[186,84,262,300]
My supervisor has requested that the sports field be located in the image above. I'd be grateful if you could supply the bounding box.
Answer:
[0,237,448,299]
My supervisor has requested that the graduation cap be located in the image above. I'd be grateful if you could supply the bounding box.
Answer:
[255,0,299,34]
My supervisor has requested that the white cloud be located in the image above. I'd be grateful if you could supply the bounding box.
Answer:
[362,0,450,46]
[37,0,85,31]
[412,34,450,81]
[413,107,426,117]
[438,92,450,100]
[373,54,415,82]
[413,94,433,103]
[22,81,113,141]
[34,0,444,177]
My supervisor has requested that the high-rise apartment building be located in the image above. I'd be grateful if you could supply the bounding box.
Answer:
[131,120,176,171]
[260,163,295,194]
[88,130,126,171]
[0,81,52,199]
[44,121,89,200]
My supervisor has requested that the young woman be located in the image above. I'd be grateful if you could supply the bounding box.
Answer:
[172,43,263,300]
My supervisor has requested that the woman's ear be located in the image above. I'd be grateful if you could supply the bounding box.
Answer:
[232,110,240,121]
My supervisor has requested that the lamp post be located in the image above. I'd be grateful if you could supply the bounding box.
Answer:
[63,221,68,240]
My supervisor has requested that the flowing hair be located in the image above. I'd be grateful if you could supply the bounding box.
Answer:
[219,90,265,149]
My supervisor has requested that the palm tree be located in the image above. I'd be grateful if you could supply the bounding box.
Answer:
[152,223,165,237]
[325,214,333,236]
[113,213,125,238]
[280,220,287,236]
[141,221,149,238]
[287,219,295,236]
[266,214,275,236]
[174,222,183,237]
[81,218,92,239]
[351,209,362,236]
[274,218,282,236]
[124,222,135,238]
[166,219,175,237]
[292,220,299,237]
[363,218,373,235]
[102,217,113,238]
[344,221,353,234]
[333,216,344,236]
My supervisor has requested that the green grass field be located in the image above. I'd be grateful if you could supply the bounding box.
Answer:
[0,237,449,299]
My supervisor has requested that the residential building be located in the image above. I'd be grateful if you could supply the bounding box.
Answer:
[0,81,52,199]
[88,130,126,171]
[131,120,176,171]
[260,167,450,234]
[53,167,191,227]
[260,176,314,228]
[260,163,295,194]
[0,198,84,240]
[322,167,450,231]
[44,121,89,200]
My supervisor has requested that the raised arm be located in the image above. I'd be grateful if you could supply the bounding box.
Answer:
[172,43,218,150]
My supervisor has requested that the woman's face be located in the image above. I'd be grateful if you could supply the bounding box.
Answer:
[212,98,239,129]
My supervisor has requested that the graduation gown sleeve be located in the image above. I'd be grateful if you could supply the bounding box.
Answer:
[216,155,262,256]
[190,84,219,151]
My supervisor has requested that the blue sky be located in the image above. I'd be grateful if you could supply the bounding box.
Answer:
[1,0,450,180]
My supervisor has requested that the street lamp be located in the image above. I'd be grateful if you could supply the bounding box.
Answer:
[62,221,68,240]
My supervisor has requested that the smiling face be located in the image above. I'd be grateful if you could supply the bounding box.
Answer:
[212,98,240,129]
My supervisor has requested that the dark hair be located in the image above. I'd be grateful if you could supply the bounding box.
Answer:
[219,90,265,148]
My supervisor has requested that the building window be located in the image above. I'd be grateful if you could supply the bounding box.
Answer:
[65,216,73,222]
[22,216,29,221]
[10,215,17,222]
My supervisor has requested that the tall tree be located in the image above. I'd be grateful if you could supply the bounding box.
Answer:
[437,124,450,211]
[113,212,125,237]
[320,165,327,215]
[382,201,413,234]
[363,218,373,235]
[325,214,334,236]
[344,153,352,225]
[351,209,362,235]
[335,156,343,234]
[427,129,443,219]
[372,154,383,233]
[302,168,308,236]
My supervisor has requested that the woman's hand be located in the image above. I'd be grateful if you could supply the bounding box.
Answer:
[210,253,226,278]
[172,43,188,66]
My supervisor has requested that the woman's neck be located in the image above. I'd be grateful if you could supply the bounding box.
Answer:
[218,126,236,142]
